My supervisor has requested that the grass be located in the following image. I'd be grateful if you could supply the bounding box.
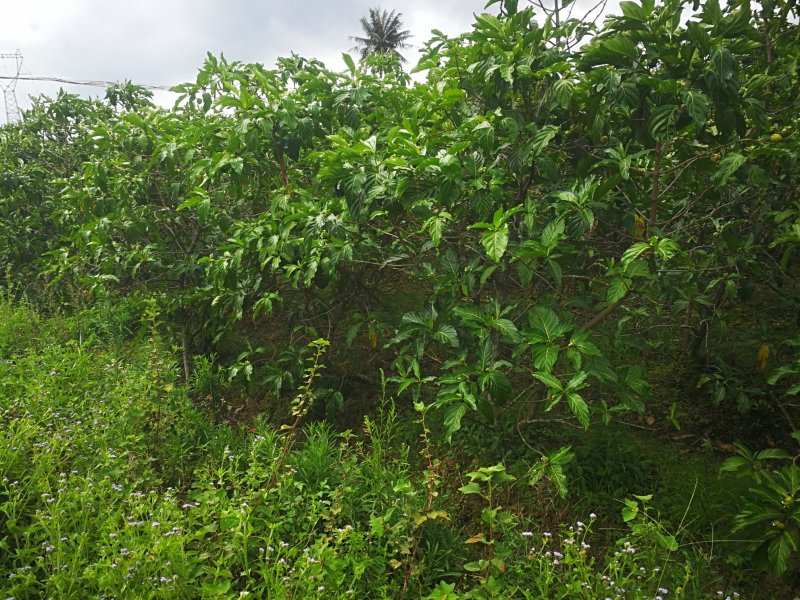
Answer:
[0,299,760,598]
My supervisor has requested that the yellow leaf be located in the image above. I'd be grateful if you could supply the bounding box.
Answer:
[369,328,379,349]
[466,533,487,544]
[758,344,770,372]
[633,214,646,239]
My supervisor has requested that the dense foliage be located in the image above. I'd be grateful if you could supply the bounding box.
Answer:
[2,0,800,595]
[0,300,748,598]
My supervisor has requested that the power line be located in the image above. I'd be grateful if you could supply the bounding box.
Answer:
[0,74,175,91]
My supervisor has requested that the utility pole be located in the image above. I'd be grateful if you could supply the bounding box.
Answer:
[0,50,23,124]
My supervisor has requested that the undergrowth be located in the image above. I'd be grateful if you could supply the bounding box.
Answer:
[0,300,757,598]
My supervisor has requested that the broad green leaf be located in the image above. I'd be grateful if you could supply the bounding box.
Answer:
[553,79,574,108]
[755,449,793,461]
[459,481,482,495]
[621,241,651,266]
[541,219,565,248]
[463,561,484,572]
[567,370,589,391]
[433,325,459,347]
[533,371,563,391]
[569,329,601,356]
[607,277,631,303]
[444,403,467,442]
[581,36,638,68]
[767,534,793,575]
[528,306,565,341]
[649,104,680,141]
[481,225,509,262]
[566,392,590,429]
[681,90,709,126]
[531,343,559,372]
[620,1,649,21]
[527,125,559,158]
[342,52,356,74]
[622,500,639,522]
[492,318,520,341]
[720,456,749,473]
[548,463,569,498]
[657,533,679,552]
[714,152,747,187]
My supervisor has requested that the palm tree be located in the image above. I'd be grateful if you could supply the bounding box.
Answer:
[351,8,412,63]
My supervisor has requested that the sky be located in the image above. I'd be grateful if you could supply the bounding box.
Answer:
[0,0,618,122]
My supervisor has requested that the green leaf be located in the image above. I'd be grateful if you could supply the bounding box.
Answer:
[620,0,649,21]
[444,403,467,442]
[463,561,484,572]
[433,325,459,347]
[492,318,520,342]
[566,370,589,391]
[755,449,792,461]
[548,463,569,498]
[342,52,356,74]
[533,371,563,392]
[607,277,631,303]
[622,500,639,522]
[657,533,679,552]
[566,392,590,429]
[541,219,565,248]
[481,225,509,262]
[714,152,747,187]
[581,36,638,68]
[767,534,794,576]
[767,366,797,385]
[681,90,709,126]
[531,343,559,372]
[553,79,574,108]
[527,125,559,158]
[720,456,749,473]
[621,241,651,267]
[650,104,680,141]
[569,329,601,356]
[528,306,565,342]
[459,482,482,495]
[475,13,504,37]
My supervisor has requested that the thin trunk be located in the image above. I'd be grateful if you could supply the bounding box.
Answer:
[649,142,663,231]
[278,153,289,187]
[182,323,191,383]
[582,297,626,331]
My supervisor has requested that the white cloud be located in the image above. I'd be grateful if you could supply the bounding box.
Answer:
[1,0,620,119]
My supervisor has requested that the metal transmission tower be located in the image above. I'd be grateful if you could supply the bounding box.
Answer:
[0,50,23,124]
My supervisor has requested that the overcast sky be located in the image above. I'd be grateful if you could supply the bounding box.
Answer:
[0,0,618,121]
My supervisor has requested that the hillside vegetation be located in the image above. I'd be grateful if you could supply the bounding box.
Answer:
[1,0,799,597]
